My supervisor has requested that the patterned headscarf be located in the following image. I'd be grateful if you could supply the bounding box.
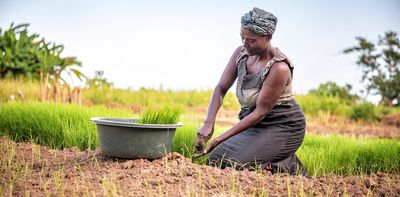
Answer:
[241,7,278,36]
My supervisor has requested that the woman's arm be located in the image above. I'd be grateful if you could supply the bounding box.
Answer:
[195,46,242,150]
[194,61,291,157]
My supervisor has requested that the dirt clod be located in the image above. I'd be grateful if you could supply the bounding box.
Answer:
[122,160,134,169]
[365,177,378,188]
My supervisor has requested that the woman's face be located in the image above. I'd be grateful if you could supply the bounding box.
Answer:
[240,27,269,56]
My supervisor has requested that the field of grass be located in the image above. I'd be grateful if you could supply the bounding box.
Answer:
[0,102,133,150]
[298,135,400,176]
[0,78,40,102]
[2,78,399,121]
[0,79,240,110]
[0,101,399,177]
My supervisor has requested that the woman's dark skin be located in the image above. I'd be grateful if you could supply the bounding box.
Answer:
[193,27,292,158]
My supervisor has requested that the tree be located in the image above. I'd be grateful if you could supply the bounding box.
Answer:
[309,81,358,103]
[344,31,400,107]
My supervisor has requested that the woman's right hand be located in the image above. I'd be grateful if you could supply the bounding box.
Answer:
[195,124,214,151]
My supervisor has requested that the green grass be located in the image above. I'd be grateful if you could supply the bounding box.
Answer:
[138,106,183,124]
[0,101,399,176]
[3,78,400,121]
[175,126,400,176]
[0,78,40,102]
[0,101,132,150]
[172,122,199,158]
[171,122,228,164]
[295,94,400,121]
[295,94,352,117]
[297,134,400,176]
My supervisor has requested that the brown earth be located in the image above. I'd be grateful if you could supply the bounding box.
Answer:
[1,137,399,196]
[381,113,400,128]
[306,114,400,138]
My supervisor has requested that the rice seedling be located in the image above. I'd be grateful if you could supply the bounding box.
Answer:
[0,101,132,150]
[171,122,199,158]
[297,134,400,176]
[137,106,183,124]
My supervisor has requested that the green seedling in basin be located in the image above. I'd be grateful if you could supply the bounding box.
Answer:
[137,106,183,124]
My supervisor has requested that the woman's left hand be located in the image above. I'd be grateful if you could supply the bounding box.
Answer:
[192,136,223,158]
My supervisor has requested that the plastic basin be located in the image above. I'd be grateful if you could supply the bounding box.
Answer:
[90,117,182,159]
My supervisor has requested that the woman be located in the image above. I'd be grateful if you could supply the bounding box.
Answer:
[193,7,307,176]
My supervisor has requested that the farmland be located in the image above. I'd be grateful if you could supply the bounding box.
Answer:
[1,80,400,196]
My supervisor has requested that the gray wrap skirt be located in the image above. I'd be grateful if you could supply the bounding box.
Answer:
[208,101,307,176]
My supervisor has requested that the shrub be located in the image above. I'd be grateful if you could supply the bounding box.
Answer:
[295,94,352,116]
[309,81,358,104]
[349,102,379,122]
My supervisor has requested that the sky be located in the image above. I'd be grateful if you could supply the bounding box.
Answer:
[1,0,399,101]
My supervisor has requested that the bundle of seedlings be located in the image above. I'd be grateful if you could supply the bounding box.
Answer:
[137,106,183,124]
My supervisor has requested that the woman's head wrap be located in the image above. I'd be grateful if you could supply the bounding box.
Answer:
[241,7,277,36]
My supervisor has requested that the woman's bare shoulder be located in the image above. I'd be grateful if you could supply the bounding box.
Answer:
[233,46,244,56]
[233,46,247,64]
[270,61,290,73]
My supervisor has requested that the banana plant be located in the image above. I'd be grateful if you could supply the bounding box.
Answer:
[0,23,41,79]
[1,22,87,101]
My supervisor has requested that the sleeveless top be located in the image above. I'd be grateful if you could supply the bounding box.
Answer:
[236,47,295,109]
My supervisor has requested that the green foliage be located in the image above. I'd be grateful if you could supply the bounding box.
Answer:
[0,101,132,150]
[297,135,400,176]
[138,106,183,124]
[0,23,41,78]
[296,93,393,122]
[349,102,379,122]
[344,31,400,106]
[172,122,198,158]
[0,23,86,83]
[309,81,358,103]
[298,81,398,121]
[174,123,400,176]
[295,94,352,116]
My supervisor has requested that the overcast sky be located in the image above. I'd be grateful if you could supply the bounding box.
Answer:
[1,0,399,101]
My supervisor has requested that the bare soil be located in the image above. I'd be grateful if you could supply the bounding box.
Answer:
[1,137,399,196]
[306,114,400,138]
[381,113,400,128]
